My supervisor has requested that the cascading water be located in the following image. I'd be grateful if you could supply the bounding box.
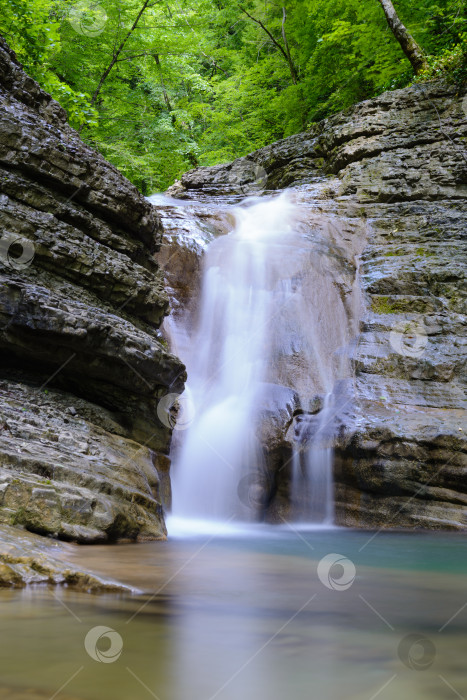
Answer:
[170,194,295,521]
[167,191,353,527]
[291,394,335,524]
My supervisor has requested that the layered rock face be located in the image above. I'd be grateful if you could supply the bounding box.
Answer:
[168,80,467,529]
[0,524,134,590]
[0,38,185,542]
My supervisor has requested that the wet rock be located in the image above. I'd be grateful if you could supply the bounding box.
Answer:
[0,524,135,590]
[0,38,185,542]
[253,384,299,494]
[169,79,467,529]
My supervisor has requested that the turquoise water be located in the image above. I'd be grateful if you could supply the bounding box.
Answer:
[1,528,466,699]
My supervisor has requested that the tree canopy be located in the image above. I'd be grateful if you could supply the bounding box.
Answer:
[1,0,465,192]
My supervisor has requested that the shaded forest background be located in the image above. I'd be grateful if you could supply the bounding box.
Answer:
[1,0,465,192]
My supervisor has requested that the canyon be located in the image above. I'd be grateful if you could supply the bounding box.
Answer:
[163,78,467,529]
[0,34,466,591]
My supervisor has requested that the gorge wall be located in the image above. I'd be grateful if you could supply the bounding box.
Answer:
[1,31,465,538]
[0,37,185,543]
[166,79,467,529]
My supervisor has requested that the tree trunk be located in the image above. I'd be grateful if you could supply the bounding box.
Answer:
[153,54,172,111]
[281,7,299,85]
[377,0,428,74]
[89,0,152,106]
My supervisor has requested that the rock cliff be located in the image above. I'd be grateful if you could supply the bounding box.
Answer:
[0,37,185,543]
[167,80,467,529]
[1,30,465,536]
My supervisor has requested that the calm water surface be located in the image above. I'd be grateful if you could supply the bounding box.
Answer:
[1,526,466,700]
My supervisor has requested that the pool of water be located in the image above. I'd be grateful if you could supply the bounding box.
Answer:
[1,526,466,700]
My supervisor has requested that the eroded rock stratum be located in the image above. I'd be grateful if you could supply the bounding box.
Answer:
[0,37,185,543]
[169,80,467,529]
[1,29,465,539]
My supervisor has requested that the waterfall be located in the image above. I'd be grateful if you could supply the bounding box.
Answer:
[291,394,335,524]
[166,191,352,527]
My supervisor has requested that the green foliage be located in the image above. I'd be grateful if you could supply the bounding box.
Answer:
[413,34,467,85]
[0,0,98,128]
[0,0,465,191]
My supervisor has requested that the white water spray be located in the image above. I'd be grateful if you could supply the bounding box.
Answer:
[168,192,351,526]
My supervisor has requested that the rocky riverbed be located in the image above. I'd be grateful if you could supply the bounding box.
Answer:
[0,523,134,590]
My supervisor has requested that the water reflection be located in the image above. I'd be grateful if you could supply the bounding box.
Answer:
[0,530,466,699]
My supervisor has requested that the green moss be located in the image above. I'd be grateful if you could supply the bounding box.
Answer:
[157,336,169,350]
[415,247,436,257]
[371,296,397,314]
[372,295,434,314]
[448,294,461,311]
[10,507,27,526]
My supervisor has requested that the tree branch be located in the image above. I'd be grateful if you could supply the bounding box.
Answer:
[89,0,153,107]
[240,5,298,84]
[172,0,228,74]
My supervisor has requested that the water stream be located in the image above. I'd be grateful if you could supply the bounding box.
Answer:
[165,191,353,527]
[2,530,467,700]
